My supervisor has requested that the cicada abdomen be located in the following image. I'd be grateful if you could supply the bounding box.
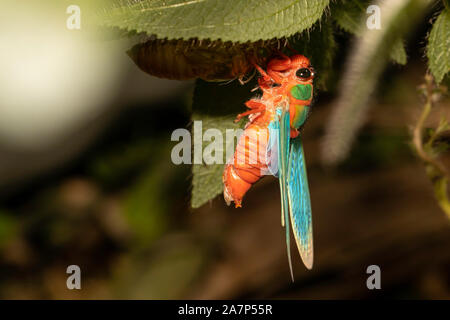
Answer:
[127,39,280,81]
[223,107,273,207]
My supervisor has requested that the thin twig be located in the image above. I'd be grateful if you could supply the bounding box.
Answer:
[412,74,450,218]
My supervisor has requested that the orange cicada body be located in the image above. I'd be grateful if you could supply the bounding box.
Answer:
[223,54,315,277]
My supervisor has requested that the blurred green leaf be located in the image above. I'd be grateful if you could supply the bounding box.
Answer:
[122,155,171,244]
[0,211,17,248]
[341,129,413,172]
[332,0,407,65]
[99,0,329,42]
[427,8,450,83]
[389,39,407,65]
[90,138,157,188]
[190,80,251,208]
[332,0,368,34]
[432,174,450,217]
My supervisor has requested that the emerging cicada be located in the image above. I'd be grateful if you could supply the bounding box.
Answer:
[223,53,314,278]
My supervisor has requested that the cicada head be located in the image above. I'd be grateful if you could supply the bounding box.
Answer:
[290,55,315,84]
[286,55,315,130]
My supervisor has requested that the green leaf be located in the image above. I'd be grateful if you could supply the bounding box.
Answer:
[432,175,450,219]
[332,0,407,65]
[99,0,329,42]
[332,0,368,35]
[90,138,158,188]
[0,211,17,248]
[122,152,172,245]
[389,39,407,65]
[427,8,450,83]
[191,79,252,208]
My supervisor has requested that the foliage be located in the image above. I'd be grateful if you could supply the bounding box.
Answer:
[122,157,170,245]
[427,7,450,84]
[99,0,329,42]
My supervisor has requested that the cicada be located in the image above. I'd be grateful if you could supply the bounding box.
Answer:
[128,38,280,82]
[223,54,314,278]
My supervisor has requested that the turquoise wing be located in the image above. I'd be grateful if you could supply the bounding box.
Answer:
[268,104,312,277]
[287,137,313,270]
[277,106,294,280]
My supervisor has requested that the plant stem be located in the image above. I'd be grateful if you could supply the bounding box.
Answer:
[413,74,450,219]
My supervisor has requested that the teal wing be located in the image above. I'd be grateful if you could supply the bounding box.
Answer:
[269,104,313,278]
[287,137,313,270]
[276,106,294,280]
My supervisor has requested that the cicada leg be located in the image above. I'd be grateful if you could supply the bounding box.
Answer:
[265,55,292,84]
[237,68,257,85]
[234,100,266,122]
[252,62,272,83]
[267,55,291,72]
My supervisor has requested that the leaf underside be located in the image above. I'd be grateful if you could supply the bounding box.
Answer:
[427,8,450,83]
[99,0,329,42]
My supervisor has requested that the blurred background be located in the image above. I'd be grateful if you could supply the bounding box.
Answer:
[0,1,449,299]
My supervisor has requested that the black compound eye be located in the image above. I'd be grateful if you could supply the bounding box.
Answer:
[296,68,311,79]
